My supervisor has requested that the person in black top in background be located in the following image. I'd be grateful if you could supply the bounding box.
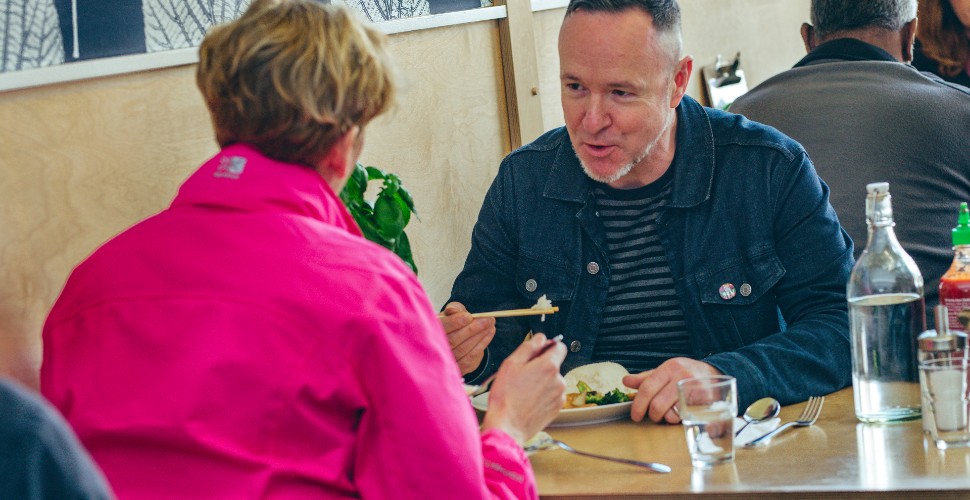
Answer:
[0,378,113,499]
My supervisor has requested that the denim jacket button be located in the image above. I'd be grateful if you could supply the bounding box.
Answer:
[718,283,736,300]
[569,340,582,353]
[525,279,538,292]
[740,283,752,297]
[586,262,600,275]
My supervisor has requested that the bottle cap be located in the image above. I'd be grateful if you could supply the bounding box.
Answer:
[866,182,889,195]
[953,202,970,246]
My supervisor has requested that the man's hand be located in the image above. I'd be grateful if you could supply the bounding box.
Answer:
[622,357,722,424]
[440,302,496,375]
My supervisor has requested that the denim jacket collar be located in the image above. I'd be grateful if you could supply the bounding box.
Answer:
[541,95,715,209]
[542,133,590,204]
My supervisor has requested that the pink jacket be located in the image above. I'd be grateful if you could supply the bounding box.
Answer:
[42,144,537,499]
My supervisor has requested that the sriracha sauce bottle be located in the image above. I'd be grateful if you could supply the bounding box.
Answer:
[939,202,970,332]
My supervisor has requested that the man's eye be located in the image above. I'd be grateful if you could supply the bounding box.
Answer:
[612,89,630,96]
[566,83,582,91]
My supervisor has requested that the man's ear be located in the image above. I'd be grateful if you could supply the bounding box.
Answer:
[902,18,918,63]
[800,23,816,53]
[670,55,693,108]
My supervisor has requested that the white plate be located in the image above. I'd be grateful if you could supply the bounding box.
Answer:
[471,392,632,428]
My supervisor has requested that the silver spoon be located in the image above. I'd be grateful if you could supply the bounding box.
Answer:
[735,397,781,437]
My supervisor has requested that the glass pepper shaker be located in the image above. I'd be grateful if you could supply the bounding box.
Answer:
[918,305,968,433]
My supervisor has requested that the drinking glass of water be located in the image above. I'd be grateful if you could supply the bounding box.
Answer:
[677,375,737,468]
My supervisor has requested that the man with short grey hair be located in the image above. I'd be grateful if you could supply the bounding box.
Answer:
[731,0,970,324]
[810,0,916,37]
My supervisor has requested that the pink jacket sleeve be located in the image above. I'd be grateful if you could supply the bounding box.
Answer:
[349,270,537,499]
[481,428,538,500]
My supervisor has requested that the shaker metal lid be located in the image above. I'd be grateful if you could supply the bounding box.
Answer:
[918,330,968,351]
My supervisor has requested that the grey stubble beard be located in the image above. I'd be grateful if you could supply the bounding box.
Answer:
[577,109,674,186]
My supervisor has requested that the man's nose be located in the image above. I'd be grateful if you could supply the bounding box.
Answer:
[582,97,611,132]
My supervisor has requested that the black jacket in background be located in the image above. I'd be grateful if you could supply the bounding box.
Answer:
[0,378,113,499]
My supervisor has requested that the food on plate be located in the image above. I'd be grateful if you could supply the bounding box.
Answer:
[562,362,637,409]
[565,382,634,409]
[531,294,553,321]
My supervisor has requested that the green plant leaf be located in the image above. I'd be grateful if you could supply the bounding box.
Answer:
[398,186,418,220]
[340,163,368,207]
[396,194,411,227]
[395,231,417,274]
[358,217,392,250]
[381,179,399,198]
[365,166,385,181]
[374,193,405,240]
[385,172,402,186]
[339,163,419,275]
[346,199,373,224]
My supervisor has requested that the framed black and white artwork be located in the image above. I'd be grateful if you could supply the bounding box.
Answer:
[1,0,489,80]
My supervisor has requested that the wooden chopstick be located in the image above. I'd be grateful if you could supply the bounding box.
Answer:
[470,307,559,319]
[439,307,559,319]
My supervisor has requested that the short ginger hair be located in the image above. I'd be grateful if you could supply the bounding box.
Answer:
[196,0,395,168]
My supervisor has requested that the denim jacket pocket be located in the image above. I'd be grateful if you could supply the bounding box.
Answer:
[694,252,785,347]
[515,253,577,336]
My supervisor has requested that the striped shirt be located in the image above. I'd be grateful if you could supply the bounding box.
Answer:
[590,170,692,372]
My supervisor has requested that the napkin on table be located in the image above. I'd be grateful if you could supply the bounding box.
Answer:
[734,417,781,446]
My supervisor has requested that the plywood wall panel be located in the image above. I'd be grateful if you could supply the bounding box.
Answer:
[0,67,214,386]
[358,21,509,309]
[534,8,567,131]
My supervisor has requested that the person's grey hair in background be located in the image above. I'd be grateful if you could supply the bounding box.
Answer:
[564,0,683,63]
[811,0,917,39]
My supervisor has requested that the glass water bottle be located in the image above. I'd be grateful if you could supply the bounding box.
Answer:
[847,182,926,423]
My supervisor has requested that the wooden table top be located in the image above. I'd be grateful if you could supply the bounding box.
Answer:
[530,387,970,498]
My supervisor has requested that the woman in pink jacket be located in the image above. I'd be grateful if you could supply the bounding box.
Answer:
[40,0,567,498]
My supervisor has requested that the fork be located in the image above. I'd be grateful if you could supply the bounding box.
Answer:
[744,396,824,447]
[467,372,498,398]
[531,438,672,473]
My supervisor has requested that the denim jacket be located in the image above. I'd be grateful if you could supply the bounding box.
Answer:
[449,96,854,408]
